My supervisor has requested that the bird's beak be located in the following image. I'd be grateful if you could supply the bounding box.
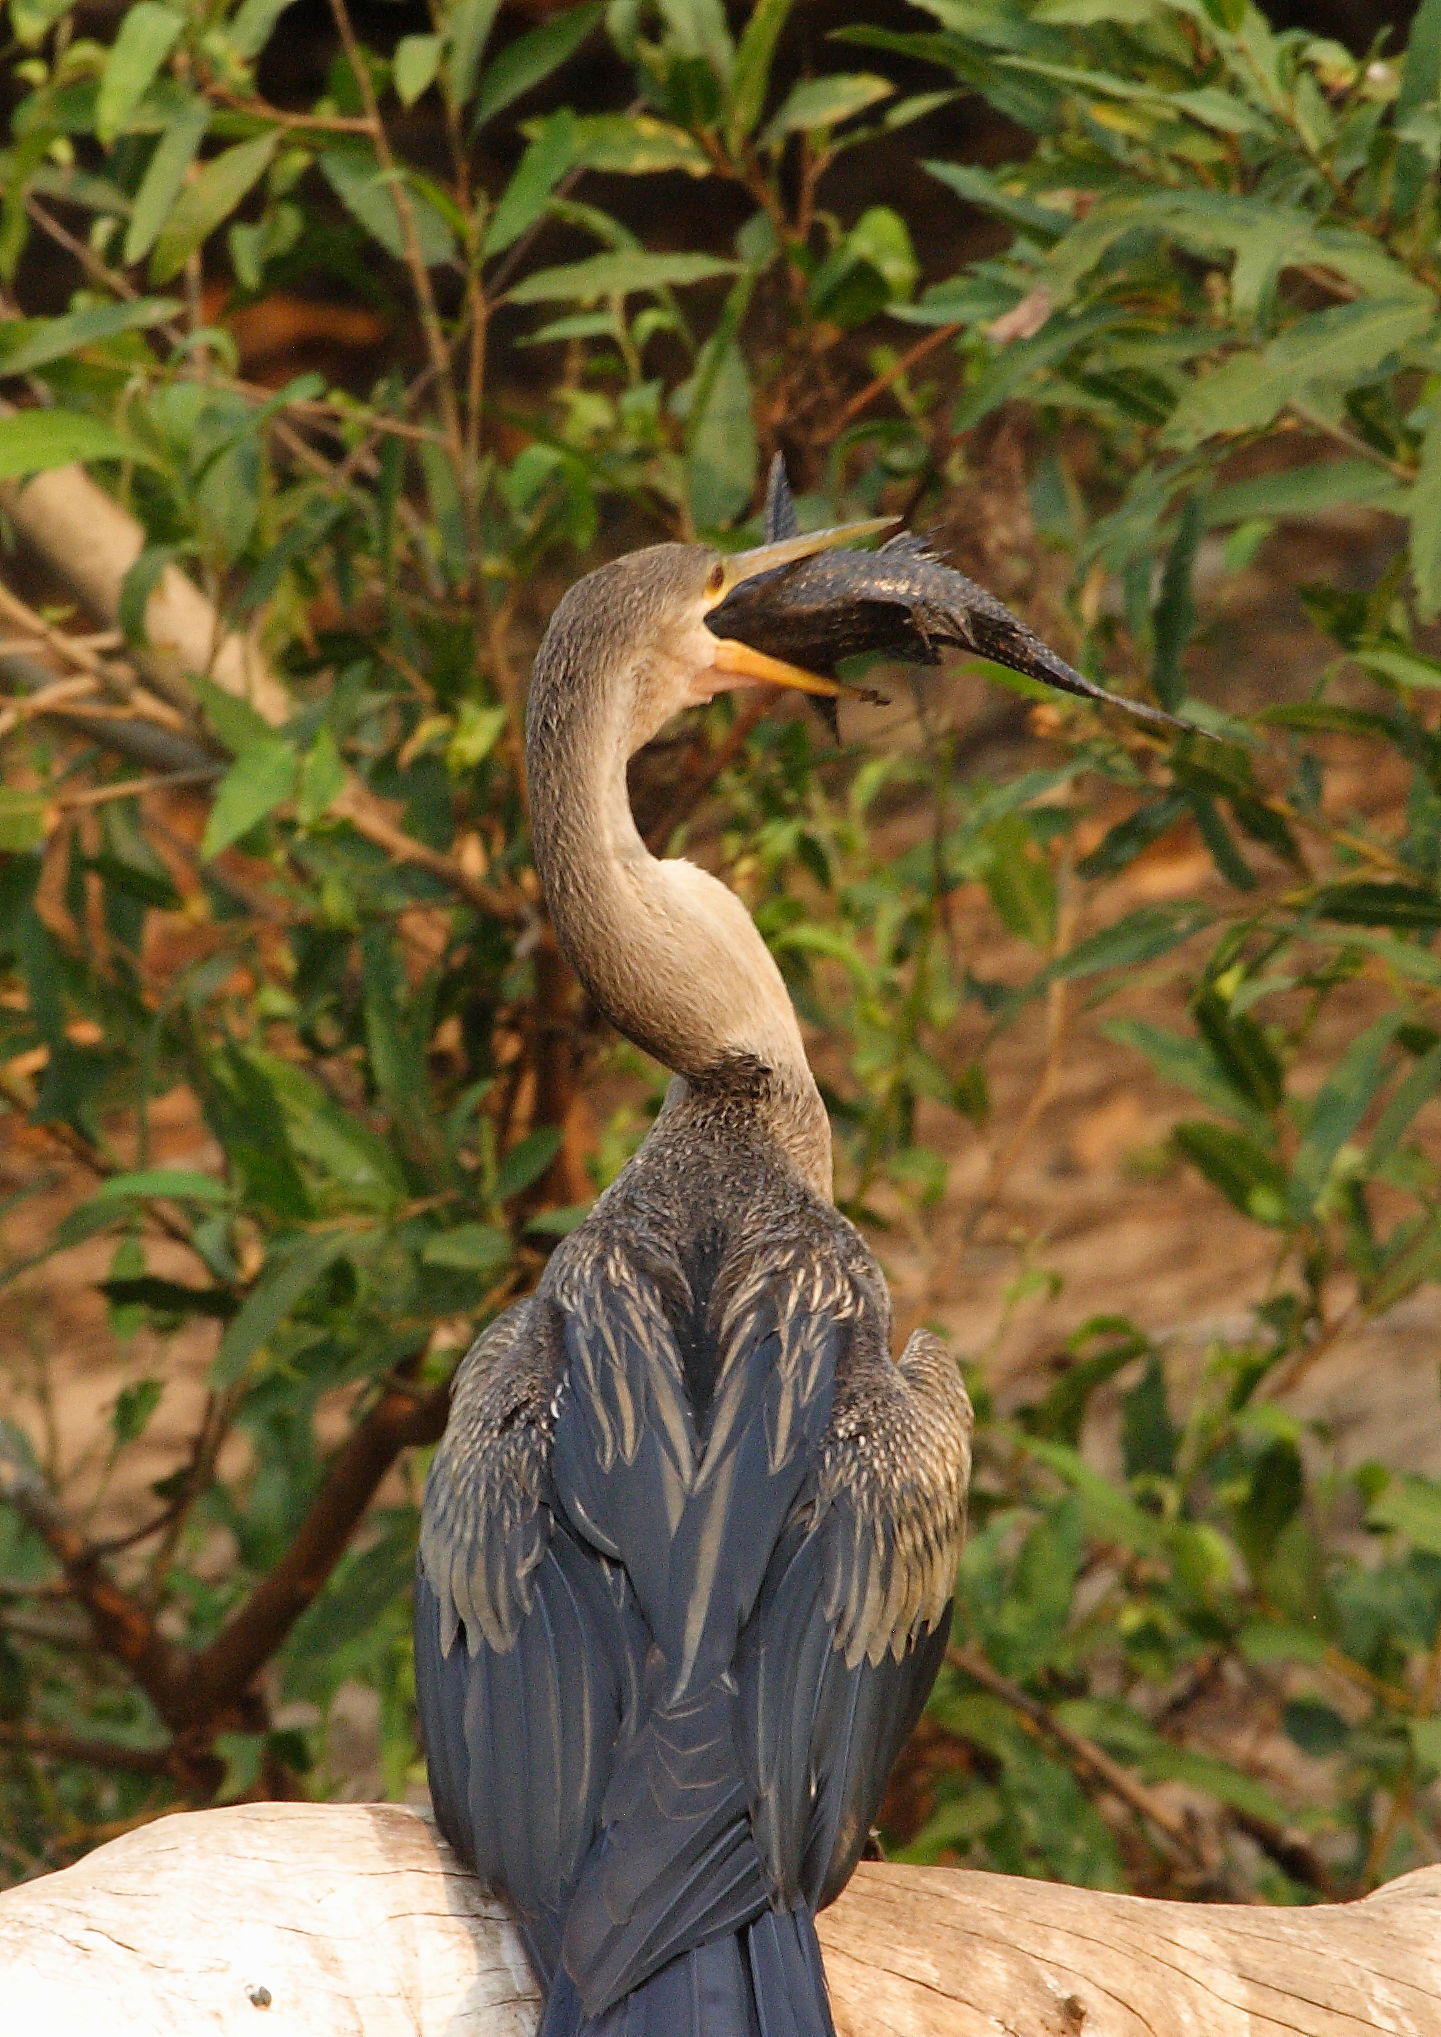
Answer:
[704,518,898,703]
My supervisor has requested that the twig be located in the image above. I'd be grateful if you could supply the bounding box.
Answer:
[0,673,99,739]
[210,94,373,135]
[835,323,963,431]
[948,1646,1215,1879]
[0,1719,172,1777]
[50,768,221,808]
[325,0,469,541]
[183,1373,452,1719]
[0,1439,188,1732]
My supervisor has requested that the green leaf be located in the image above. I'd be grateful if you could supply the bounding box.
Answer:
[1289,1016,1400,1218]
[1400,0,1441,118]
[1174,1120,1288,1223]
[97,3,184,146]
[1023,1437,1165,1554]
[471,1,601,132]
[211,1232,350,1386]
[125,98,209,266]
[981,815,1055,948]
[393,33,443,108]
[1367,1209,1441,1315]
[494,1126,561,1201]
[192,673,277,756]
[226,0,299,63]
[446,0,502,107]
[100,1275,235,1321]
[0,299,180,378]
[318,143,455,268]
[482,109,575,258]
[201,738,298,858]
[762,73,894,144]
[555,112,710,177]
[1152,495,1201,711]
[1368,1042,1441,1171]
[151,132,277,283]
[0,407,156,480]
[728,0,794,145]
[1204,458,1407,526]
[925,159,1071,240]
[508,250,737,304]
[1368,1474,1441,1555]
[295,728,347,825]
[1411,402,1441,619]
[421,1224,511,1274]
[1313,881,1441,929]
[1358,647,1441,692]
[1052,905,1207,982]
[1166,301,1434,447]
[1105,1017,1269,1133]
[686,337,757,529]
[95,1168,228,1204]
[111,1377,163,1446]
[0,791,47,851]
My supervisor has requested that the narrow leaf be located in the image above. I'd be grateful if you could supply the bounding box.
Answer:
[471,2,602,132]
[508,250,737,304]
[0,298,179,377]
[125,98,208,266]
[201,738,298,858]
[393,33,443,108]
[762,73,894,143]
[727,0,794,145]
[151,133,277,282]
[446,0,502,106]
[0,408,155,479]
[482,110,575,258]
[212,1233,350,1385]
[97,3,184,145]
[318,144,454,268]
[1411,402,1441,619]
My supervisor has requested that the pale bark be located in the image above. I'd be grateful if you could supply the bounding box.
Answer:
[1,461,292,726]
[0,1800,1438,2036]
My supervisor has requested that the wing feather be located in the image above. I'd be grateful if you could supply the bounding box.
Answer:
[736,1325,972,1911]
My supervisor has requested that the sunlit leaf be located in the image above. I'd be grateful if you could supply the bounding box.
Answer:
[0,407,157,479]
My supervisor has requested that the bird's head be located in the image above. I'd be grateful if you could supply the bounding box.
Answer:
[529,520,897,762]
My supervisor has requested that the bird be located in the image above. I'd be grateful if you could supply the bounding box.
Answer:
[414,461,1182,2037]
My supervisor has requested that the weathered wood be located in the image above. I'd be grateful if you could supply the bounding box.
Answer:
[1,1801,1438,2036]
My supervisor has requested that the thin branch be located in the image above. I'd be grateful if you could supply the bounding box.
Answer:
[0,1719,172,1777]
[835,323,963,432]
[183,1374,452,1718]
[948,1646,1207,1876]
[0,1439,188,1732]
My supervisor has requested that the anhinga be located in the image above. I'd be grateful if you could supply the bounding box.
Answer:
[415,462,1180,2037]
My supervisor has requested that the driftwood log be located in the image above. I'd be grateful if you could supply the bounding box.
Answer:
[1,1802,1439,2035]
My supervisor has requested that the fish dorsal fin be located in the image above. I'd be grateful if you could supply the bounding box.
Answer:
[764,454,799,542]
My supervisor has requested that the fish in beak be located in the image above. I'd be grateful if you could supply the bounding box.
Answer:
[703,510,899,711]
[706,457,1193,740]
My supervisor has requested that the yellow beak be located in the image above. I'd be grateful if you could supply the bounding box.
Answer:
[705,516,897,700]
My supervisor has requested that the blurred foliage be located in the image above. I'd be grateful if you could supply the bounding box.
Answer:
[0,0,1440,1906]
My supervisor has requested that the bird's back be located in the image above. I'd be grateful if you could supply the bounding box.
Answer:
[416,1073,971,2037]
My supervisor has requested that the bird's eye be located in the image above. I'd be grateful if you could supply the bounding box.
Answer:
[704,562,726,600]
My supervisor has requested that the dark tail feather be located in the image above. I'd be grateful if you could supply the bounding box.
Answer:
[537,1909,834,2037]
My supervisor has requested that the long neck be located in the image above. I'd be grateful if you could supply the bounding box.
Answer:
[527,663,832,1197]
